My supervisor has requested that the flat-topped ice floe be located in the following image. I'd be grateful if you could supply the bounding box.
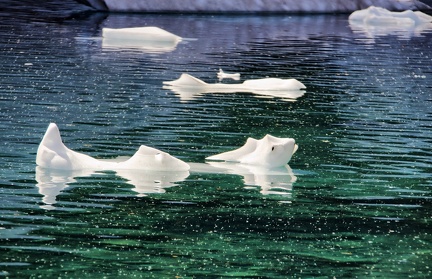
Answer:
[163,73,306,101]
[102,26,182,52]
[36,123,190,172]
[349,6,432,26]
[206,134,298,168]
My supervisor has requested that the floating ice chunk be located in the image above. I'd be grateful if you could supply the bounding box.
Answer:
[349,6,432,26]
[102,26,182,52]
[163,73,305,101]
[206,134,298,168]
[349,6,432,40]
[36,123,190,172]
[217,69,241,81]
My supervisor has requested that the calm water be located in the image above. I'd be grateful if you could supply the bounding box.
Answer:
[1,1,432,278]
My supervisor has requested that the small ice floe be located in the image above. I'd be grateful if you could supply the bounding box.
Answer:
[217,69,241,81]
[102,26,182,53]
[349,6,432,39]
[206,134,298,168]
[36,123,190,172]
[163,73,306,101]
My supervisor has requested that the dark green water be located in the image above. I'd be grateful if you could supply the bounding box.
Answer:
[1,1,431,278]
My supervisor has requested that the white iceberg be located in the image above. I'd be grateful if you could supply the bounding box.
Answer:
[102,26,182,53]
[349,6,432,26]
[206,134,298,168]
[163,73,306,101]
[217,69,241,81]
[349,6,432,39]
[36,123,190,172]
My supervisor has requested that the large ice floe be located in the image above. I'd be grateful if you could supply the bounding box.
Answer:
[163,73,306,102]
[35,125,299,207]
[101,26,182,53]
[349,6,432,39]
[36,123,190,172]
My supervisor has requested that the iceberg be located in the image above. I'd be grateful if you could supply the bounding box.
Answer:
[349,6,432,39]
[349,6,432,26]
[163,73,306,102]
[36,123,190,172]
[102,26,182,52]
[206,134,298,168]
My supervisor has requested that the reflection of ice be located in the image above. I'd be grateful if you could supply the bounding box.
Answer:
[115,169,190,197]
[35,166,189,209]
[102,37,180,53]
[165,85,305,102]
[35,167,95,210]
[189,162,296,196]
[349,6,432,41]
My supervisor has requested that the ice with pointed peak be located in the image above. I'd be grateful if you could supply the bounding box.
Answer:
[102,26,182,52]
[206,134,298,168]
[217,69,241,81]
[36,123,190,172]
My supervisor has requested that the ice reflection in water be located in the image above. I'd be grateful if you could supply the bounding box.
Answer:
[36,161,296,209]
[190,163,297,196]
[35,166,190,209]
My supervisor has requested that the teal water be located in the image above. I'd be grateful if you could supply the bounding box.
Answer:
[1,1,432,278]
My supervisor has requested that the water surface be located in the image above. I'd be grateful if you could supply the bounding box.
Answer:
[1,1,431,278]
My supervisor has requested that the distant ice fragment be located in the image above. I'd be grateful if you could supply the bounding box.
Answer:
[349,6,432,26]
[206,134,298,168]
[217,69,241,81]
[102,26,182,52]
[349,6,432,40]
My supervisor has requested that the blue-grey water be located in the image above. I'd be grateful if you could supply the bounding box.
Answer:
[1,1,432,278]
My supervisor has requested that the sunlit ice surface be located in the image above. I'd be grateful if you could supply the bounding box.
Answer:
[1,1,432,278]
